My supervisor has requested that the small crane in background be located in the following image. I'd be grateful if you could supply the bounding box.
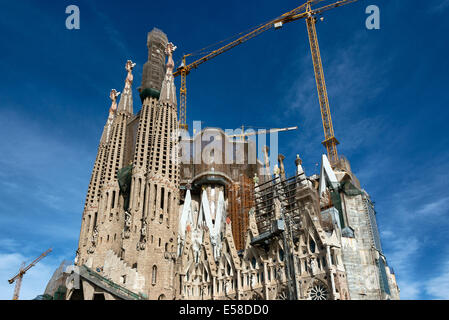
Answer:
[8,248,52,300]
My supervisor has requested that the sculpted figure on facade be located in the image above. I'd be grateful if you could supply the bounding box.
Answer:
[165,42,176,75]
[124,60,136,90]
[109,89,120,112]
[125,211,132,227]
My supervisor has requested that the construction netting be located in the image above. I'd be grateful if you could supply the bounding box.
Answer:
[117,164,133,211]
[329,180,363,230]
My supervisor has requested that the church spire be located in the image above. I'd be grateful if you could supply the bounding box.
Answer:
[159,42,177,106]
[117,60,135,114]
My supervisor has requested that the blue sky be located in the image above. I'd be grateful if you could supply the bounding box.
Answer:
[0,0,448,300]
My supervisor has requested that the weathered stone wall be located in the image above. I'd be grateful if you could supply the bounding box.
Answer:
[340,193,391,299]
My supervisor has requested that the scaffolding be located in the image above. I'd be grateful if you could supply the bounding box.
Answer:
[251,172,321,300]
[228,174,255,251]
[253,174,310,240]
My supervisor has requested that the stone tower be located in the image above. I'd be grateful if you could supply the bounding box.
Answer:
[139,28,168,103]
[75,29,180,299]
[123,41,180,300]
[76,59,136,268]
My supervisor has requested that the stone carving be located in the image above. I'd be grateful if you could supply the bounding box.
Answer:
[253,173,259,185]
[307,283,329,300]
[124,60,136,90]
[159,41,178,104]
[165,42,177,76]
[251,273,257,287]
[125,211,132,227]
[310,257,318,275]
[276,266,283,280]
[276,288,288,300]
[320,189,331,209]
[87,228,98,254]
[74,249,80,264]
[141,218,147,236]
[109,89,120,113]
[225,279,232,294]
[91,226,98,243]
[122,211,132,239]
[137,218,147,250]
[273,164,280,176]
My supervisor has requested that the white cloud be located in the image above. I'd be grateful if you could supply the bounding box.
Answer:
[0,238,20,252]
[375,157,449,299]
[381,231,423,299]
[425,257,449,299]
[281,30,394,167]
[416,197,449,216]
[0,109,90,217]
[398,281,421,300]
[383,234,420,275]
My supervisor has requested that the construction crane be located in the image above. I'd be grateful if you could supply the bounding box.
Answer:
[173,0,358,167]
[228,125,299,141]
[8,248,52,300]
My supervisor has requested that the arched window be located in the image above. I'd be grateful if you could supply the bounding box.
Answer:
[152,265,157,285]
[279,249,285,262]
[160,187,165,209]
[111,191,116,209]
[309,239,316,253]
[251,257,257,269]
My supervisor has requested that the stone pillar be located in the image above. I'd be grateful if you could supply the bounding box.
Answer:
[327,245,337,298]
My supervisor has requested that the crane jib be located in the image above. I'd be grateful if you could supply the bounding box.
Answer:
[174,0,358,165]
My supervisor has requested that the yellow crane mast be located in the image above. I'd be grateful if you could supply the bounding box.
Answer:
[8,248,52,300]
[305,1,340,166]
[173,0,358,167]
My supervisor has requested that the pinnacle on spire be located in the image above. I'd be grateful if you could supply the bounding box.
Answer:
[100,89,120,145]
[117,60,135,114]
[159,42,177,106]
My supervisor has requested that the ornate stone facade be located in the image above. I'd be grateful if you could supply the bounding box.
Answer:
[70,28,399,301]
